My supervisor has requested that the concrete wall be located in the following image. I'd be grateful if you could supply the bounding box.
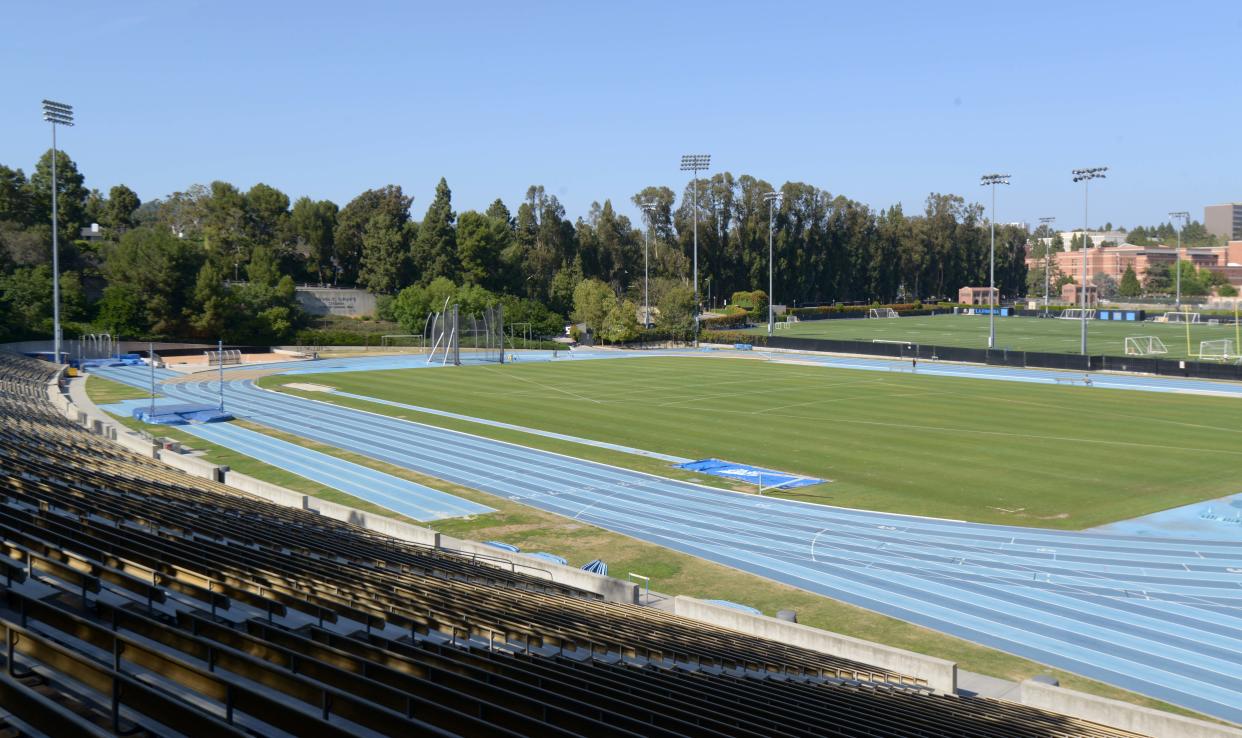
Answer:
[302,494,440,548]
[295,287,376,317]
[440,533,639,604]
[1020,680,1242,738]
[156,450,223,480]
[672,596,957,692]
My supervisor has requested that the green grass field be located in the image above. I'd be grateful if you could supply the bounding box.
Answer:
[744,313,1240,361]
[262,356,1242,529]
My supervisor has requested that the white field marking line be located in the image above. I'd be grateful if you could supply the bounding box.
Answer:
[476,365,601,403]
[809,527,830,562]
[755,388,912,415]
[571,483,633,521]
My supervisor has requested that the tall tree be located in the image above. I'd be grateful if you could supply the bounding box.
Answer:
[289,197,338,283]
[0,165,31,226]
[412,178,458,283]
[102,184,141,231]
[456,210,510,291]
[101,226,204,336]
[244,183,291,248]
[358,211,409,293]
[28,149,88,234]
[334,185,411,285]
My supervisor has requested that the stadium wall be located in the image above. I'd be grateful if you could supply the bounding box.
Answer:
[1020,680,1242,738]
[439,533,639,604]
[672,596,957,692]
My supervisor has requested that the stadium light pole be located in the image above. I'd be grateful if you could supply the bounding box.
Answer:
[217,339,225,412]
[980,174,1010,348]
[1039,217,1056,314]
[680,154,710,344]
[1169,210,1188,309]
[640,200,657,330]
[42,99,74,364]
[1072,167,1107,355]
[764,191,782,336]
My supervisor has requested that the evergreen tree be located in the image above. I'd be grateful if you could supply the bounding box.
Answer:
[1118,265,1141,297]
[412,178,458,282]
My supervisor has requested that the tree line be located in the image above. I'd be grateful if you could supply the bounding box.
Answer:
[0,149,1030,344]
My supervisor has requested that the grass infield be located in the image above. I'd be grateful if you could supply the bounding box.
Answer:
[746,313,1241,361]
[261,355,1241,529]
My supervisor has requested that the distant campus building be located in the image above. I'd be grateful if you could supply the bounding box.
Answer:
[1026,240,1242,292]
[1205,203,1242,242]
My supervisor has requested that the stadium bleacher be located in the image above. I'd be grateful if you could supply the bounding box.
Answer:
[0,351,1154,737]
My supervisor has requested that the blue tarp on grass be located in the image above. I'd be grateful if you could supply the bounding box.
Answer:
[133,404,233,425]
[676,459,825,489]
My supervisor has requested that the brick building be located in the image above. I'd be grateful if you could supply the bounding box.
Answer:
[1026,241,1242,291]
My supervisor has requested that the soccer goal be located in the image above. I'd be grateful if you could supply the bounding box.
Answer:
[1059,309,1095,320]
[1199,339,1234,361]
[1124,336,1168,356]
[869,308,899,319]
[1163,311,1201,324]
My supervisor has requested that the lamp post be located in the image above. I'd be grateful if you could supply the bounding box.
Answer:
[42,100,74,364]
[1072,167,1107,355]
[1039,216,1056,314]
[680,154,710,344]
[1169,210,1189,309]
[640,200,657,330]
[979,174,1010,348]
[764,191,782,336]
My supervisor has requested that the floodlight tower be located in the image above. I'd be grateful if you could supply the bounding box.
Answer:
[980,174,1010,348]
[42,99,74,364]
[764,191,782,336]
[640,200,657,330]
[1169,210,1189,309]
[680,154,711,343]
[1072,167,1107,355]
[1039,216,1056,314]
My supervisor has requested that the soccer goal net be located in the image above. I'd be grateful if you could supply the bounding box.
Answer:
[869,308,899,319]
[1059,309,1095,320]
[1124,336,1168,356]
[1163,311,1201,324]
[1199,339,1234,361]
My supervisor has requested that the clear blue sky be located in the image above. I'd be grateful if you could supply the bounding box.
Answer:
[3,0,1239,230]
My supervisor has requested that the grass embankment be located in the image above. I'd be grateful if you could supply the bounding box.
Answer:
[259,356,1241,529]
[81,373,1214,719]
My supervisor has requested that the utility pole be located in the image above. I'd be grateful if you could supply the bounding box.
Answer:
[980,174,1011,348]
[1039,217,1056,315]
[42,100,74,364]
[1072,167,1107,355]
[1169,211,1189,309]
[679,154,710,344]
[764,191,782,336]
[640,200,657,331]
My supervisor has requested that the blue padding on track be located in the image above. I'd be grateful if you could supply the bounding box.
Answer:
[483,541,520,553]
[704,599,763,616]
[676,459,824,489]
[527,552,568,566]
[178,422,492,522]
[580,559,608,575]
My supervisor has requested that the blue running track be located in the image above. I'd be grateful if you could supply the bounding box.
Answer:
[88,354,1242,722]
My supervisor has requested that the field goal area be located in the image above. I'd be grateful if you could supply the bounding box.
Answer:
[205,349,242,367]
[1199,339,1234,361]
[1124,336,1168,356]
[1162,311,1201,324]
[868,308,899,319]
[1058,309,1095,320]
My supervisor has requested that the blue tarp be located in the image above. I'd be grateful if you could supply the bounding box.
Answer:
[527,552,568,566]
[675,459,825,489]
[483,541,520,553]
[133,404,233,425]
[580,559,608,576]
[704,599,763,616]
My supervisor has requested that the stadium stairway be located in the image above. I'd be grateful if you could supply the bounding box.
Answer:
[0,351,1182,737]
